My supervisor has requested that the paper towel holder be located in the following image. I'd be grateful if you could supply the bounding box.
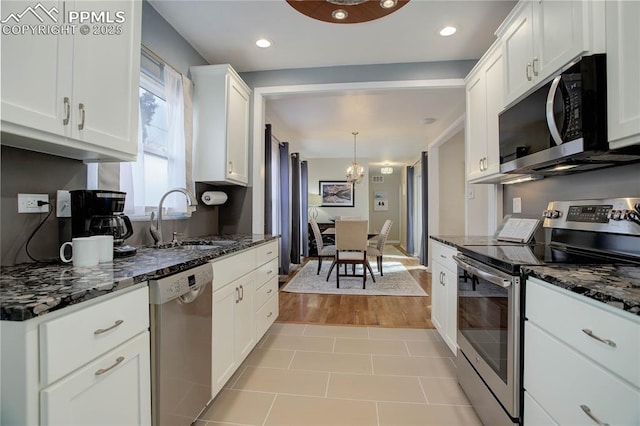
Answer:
[201,191,228,206]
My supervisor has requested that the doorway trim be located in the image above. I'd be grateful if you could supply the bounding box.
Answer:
[251,78,466,234]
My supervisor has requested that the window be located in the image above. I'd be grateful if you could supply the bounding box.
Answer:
[119,48,190,219]
[87,47,193,220]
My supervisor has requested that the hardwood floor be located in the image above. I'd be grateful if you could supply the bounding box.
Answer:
[277,245,434,328]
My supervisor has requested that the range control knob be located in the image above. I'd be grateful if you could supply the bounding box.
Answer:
[551,210,562,219]
[542,210,552,218]
[609,210,622,220]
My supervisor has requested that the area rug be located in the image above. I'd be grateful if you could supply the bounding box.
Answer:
[282,260,427,296]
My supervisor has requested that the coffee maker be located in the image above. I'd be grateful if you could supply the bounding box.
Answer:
[70,190,137,257]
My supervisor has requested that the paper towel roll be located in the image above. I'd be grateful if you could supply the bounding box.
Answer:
[201,191,228,206]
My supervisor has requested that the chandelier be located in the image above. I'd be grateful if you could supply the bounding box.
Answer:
[346,131,365,184]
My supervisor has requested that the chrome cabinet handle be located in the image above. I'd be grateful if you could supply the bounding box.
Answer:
[95,356,125,376]
[582,329,616,347]
[63,97,71,125]
[479,158,483,171]
[94,319,124,335]
[580,404,609,426]
[267,312,273,318]
[532,57,539,76]
[235,287,240,303]
[266,251,273,255]
[440,254,446,259]
[526,62,533,81]
[228,161,233,174]
[266,289,273,294]
[267,270,273,274]
[78,103,86,130]
[239,284,244,301]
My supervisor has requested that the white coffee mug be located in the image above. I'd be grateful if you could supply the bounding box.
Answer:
[93,235,114,263]
[59,237,99,267]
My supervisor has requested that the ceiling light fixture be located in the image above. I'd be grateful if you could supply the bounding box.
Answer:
[380,0,398,8]
[286,0,410,24]
[332,9,348,20]
[439,26,457,36]
[255,38,271,48]
[346,131,365,184]
[380,166,394,175]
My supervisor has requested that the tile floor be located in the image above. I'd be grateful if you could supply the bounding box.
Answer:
[196,323,481,426]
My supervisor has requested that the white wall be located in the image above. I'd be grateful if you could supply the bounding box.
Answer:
[307,158,370,223]
[438,131,465,235]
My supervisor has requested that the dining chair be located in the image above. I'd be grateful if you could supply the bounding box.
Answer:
[309,219,336,274]
[326,220,375,288]
[367,219,393,276]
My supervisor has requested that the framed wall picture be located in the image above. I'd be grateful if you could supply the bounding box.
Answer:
[319,181,354,207]
[373,191,389,211]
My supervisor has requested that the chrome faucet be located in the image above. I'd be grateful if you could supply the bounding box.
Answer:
[156,188,198,245]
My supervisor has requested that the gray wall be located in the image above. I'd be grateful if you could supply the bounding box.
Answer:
[503,162,640,215]
[438,130,465,235]
[240,60,477,88]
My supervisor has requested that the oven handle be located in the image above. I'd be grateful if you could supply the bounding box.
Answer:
[452,254,513,288]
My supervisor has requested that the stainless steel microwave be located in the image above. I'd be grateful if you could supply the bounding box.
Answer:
[498,54,640,175]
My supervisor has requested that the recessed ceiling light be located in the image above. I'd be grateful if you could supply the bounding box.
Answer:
[380,0,397,9]
[256,38,272,48]
[332,9,348,20]
[439,26,457,36]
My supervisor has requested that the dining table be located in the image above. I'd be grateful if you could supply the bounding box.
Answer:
[322,227,379,239]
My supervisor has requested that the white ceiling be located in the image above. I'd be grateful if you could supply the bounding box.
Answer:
[149,0,516,164]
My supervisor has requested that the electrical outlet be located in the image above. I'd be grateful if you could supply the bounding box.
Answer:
[18,194,49,213]
[467,187,475,200]
[57,190,71,217]
[513,197,522,213]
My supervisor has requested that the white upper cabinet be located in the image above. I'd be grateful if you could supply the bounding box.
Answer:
[465,42,505,183]
[191,64,251,186]
[1,0,141,162]
[500,0,603,107]
[606,0,640,149]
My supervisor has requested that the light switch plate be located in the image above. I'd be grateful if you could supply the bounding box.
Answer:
[57,190,71,217]
[513,197,522,213]
[467,188,475,200]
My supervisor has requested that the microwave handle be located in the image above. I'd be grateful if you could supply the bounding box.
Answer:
[546,75,564,146]
[452,254,513,288]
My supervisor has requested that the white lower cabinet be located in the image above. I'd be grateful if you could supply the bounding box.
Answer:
[210,239,279,398]
[40,332,151,426]
[0,285,150,426]
[430,241,458,354]
[524,278,640,426]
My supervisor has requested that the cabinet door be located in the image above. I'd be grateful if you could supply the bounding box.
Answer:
[234,273,255,364]
[71,0,140,158]
[443,267,458,354]
[533,0,585,82]
[0,0,71,137]
[483,51,504,176]
[225,74,250,185]
[607,0,640,149]
[503,2,534,105]
[212,283,238,396]
[431,261,446,336]
[465,73,488,181]
[40,331,151,426]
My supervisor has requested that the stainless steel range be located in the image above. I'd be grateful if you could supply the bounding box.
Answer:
[453,197,640,426]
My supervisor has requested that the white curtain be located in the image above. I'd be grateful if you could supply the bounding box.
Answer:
[120,101,146,216]
[162,66,187,214]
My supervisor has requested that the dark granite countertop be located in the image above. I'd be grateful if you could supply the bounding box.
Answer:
[430,235,528,248]
[0,234,278,321]
[523,264,640,317]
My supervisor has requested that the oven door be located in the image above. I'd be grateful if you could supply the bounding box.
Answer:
[453,254,520,419]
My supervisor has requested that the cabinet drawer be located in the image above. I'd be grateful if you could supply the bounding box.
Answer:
[255,293,278,339]
[431,241,457,272]
[40,331,151,426]
[526,278,640,387]
[256,258,278,288]
[524,391,557,426]
[255,276,277,311]
[211,249,256,291]
[39,287,149,386]
[256,240,278,266]
[524,322,640,426]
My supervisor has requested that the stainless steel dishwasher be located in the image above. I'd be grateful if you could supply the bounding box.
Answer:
[149,263,213,426]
